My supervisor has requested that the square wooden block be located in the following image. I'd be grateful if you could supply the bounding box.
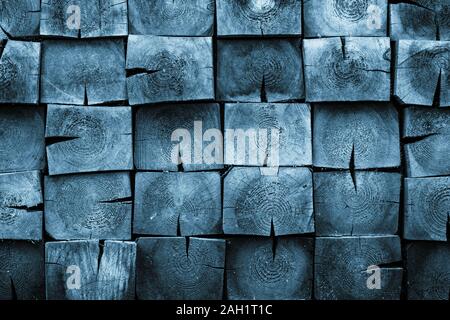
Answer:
[0,0,40,38]
[390,3,437,40]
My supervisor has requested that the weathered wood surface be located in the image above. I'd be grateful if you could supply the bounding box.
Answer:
[129,0,214,36]
[136,237,225,300]
[224,103,311,167]
[313,103,400,169]
[0,241,44,300]
[135,103,222,171]
[217,0,301,36]
[0,40,40,104]
[134,172,222,236]
[395,40,450,107]
[46,240,136,300]
[0,106,45,173]
[403,107,450,177]
[314,171,400,236]
[126,35,214,105]
[223,167,314,236]
[226,237,313,300]
[304,0,387,37]
[0,0,40,38]
[46,105,133,175]
[40,0,128,38]
[217,39,304,102]
[315,236,402,300]
[303,37,390,102]
[407,242,450,300]
[390,3,437,40]
[41,39,126,105]
[45,172,132,240]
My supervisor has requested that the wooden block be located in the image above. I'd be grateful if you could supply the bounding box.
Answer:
[407,242,450,300]
[390,3,437,40]
[128,0,214,36]
[224,103,311,167]
[126,35,214,105]
[41,39,126,105]
[0,241,44,300]
[46,105,133,175]
[135,103,223,171]
[435,1,450,41]
[134,172,221,236]
[0,0,40,37]
[136,237,225,300]
[313,103,400,169]
[40,0,128,37]
[315,236,403,300]
[223,167,314,236]
[405,177,450,241]
[314,171,400,236]
[217,0,301,36]
[226,237,313,300]
[0,106,45,173]
[303,37,390,102]
[403,107,450,177]
[395,40,450,107]
[46,240,136,300]
[304,0,387,37]
[45,172,132,240]
[0,40,40,104]
[217,39,304,102]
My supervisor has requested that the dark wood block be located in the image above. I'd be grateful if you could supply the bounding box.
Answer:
[41,39,126,105]
[0,0,40,37]
[217,39,304,102]
[136,237,225,300]
[303,37,390,102]
[46,105,133,175]
[315,236,402,300]
[45,172,132,240]
[390,3,437,40]
[134,172,222,236]
[126,35,214,105]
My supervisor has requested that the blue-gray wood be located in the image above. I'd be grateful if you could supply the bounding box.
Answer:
[407,242,450,300]
[45,240,136,300]
[136,237,225,300]
[0,171,42,240]
[44,172,132,240]
[45,105,133,175]
[226,237,313,300]
[303,37,391,102]
[216,0,301,36]
[224,103,312,167]
[0,106,45,173]
[128,0,214,36]
[315,236,403,300]
[40,39,126,105]
[314,171,400,236]
[0,40,40,104]
[217,39,304,102]
[390,3,437,40]
[313,103,400,169]
[126,35,214,105]
[134,172,222,236]
[0,0,40,37]
[223,167,314,236]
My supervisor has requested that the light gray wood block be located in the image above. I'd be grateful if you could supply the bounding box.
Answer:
[390,3,437,40]
[0,0,40,37]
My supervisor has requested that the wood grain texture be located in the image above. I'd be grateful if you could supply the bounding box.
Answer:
[126,35,214,105]
[0,0,40,37]
[390,3,437,40]
[217,39,304,102]
[44,172,132,240]
[136,237,225,300]
[134,172,222,236]
[46,105,133,175]
[41,39,126,105]
[313,103,400,169]
[46,240,136,300]
[303,37,390,102]
[226,237,313,300]
[315,236,402,300]
[223,167,314,236]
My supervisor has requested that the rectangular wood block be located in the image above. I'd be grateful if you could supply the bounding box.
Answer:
[134,172,222,236]
[390,3,437,40]
[46,105,133,175]
[44,172,132,240]
[126,35,214,105]
[0,0,40,37]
